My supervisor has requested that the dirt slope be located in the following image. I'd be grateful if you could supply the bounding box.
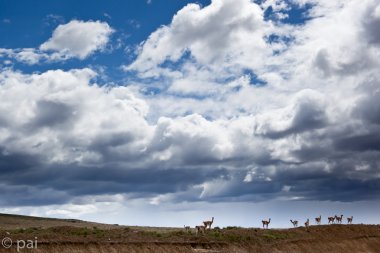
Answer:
[1,213,380,253]
[0,213,120,230]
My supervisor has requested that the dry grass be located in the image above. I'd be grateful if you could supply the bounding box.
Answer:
[0,213,119,230]
[1,213,380,253]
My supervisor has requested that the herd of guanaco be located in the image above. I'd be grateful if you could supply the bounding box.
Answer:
[186,215,354,234]
[267,214,353,229]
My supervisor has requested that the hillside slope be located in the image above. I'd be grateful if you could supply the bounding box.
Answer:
[0,213,119,230]
[1,213,380,253]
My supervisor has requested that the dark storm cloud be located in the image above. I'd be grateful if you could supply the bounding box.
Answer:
[198,156,380,204]
[291,144,331,162]
[89,132,135,151]
[287,177,380,202]
[277,134,380,202]
[353,85,380,125]
[2,92,380,207]
[0,184,71,206]
[334,133,380,151]
[31,100,75,128]
[86,132,141,162]
[259,93,328,139]
[362,3,380,46]
[62,165,228,196]
[0,148,229,206]
[0,147,42,174]
[282,100,326,135]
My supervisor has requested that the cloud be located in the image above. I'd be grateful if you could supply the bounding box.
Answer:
[0,20,114,64]
[0,67,230,206]
[120,0,380,204]
[124,0,271,77]
[0,68,150,164]
[148,114,234,164]
[40,20,114,59]
[1,0,380,211]
[362,2,380,46]
[254,89,328,138]
[0,48,48,65]
[1,66,380,207]
[43,14,65,27]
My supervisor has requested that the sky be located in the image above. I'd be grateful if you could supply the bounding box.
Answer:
[0,0,379,228]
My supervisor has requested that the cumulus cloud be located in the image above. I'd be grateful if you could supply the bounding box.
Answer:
[0,68,150,164]
[124,0,271,77]
[0,67,230,206]
[40,20,114,59]
[254,89,328,138]
[0,48,48,65]
[122,0,380,204]
[1,0,380,211]
[0,20,113,64]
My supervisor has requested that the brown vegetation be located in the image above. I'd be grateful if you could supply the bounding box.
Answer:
[1,213,380,253]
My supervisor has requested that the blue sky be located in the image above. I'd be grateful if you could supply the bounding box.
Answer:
[1,0,212,78]
[0,0,308,81]
[0,0,212,46]
[0,0,380,228]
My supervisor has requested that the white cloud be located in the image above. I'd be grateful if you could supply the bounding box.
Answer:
[0,68,151,165]
[46,204,98,217]
[149,114,234,164]
[0,20,114,64]
[120,0,380,197]
[125,0,271,77]
[40,20,114,59]
[13,48,49,64]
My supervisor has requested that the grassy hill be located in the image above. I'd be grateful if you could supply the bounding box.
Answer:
[1,213,380,253]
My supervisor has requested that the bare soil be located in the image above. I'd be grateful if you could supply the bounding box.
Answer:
[1,213,380,253]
